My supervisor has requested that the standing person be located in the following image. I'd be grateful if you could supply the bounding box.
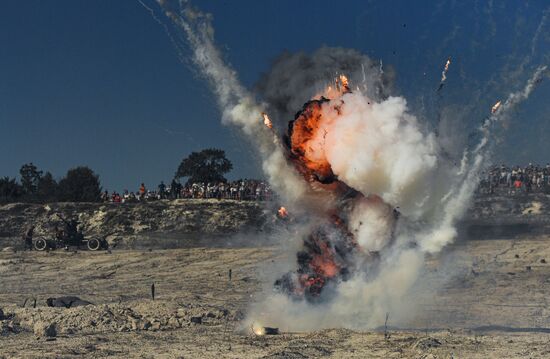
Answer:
[218,182,225,200]
[139,183,146,200]
[158,181,166,199]
[238,181,245,201]
[22,225,35,250]
[525,178,532,193]
[230,183,237,199]
[170,179,178,199]
[255,185,261,201]
[176,181,183,199]
[54,225,64,241]
[514,179,522,191]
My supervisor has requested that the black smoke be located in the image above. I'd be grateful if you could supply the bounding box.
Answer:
[255,47,395,128]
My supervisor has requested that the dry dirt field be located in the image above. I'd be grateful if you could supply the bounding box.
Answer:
[2,235,550,358]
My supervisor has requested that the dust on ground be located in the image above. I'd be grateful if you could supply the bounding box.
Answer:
[1,236,550,358]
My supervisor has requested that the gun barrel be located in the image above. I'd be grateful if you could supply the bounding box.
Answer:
[56,213,68,223]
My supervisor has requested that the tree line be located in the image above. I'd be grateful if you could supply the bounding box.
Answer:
[0,163,101,203]
[0,148,234,204]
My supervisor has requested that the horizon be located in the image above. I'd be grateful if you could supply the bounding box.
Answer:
[5,160,550,194]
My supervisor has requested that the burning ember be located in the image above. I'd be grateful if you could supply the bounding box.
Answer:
[339,74,350,93]
[277,206,289,218]
[438,56,451,91]
[491,100,502,114]
[262,112,273,129]
[443,57,451,73]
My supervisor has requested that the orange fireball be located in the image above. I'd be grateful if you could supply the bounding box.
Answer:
[287,99,335,183]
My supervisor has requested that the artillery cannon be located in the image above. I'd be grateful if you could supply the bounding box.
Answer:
[33,213,108,251]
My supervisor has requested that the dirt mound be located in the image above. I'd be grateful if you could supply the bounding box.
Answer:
[2,194,548,249]
[5,301,235,337]
[0,200,272,248]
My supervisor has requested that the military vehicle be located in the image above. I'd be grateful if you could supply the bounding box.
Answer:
[33,214,108,251]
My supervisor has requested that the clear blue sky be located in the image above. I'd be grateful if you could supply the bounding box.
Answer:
[1,0,548,191]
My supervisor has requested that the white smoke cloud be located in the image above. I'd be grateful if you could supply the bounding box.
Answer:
[246,249,423,331]
[320,93,438,217]
[349,196,394,252]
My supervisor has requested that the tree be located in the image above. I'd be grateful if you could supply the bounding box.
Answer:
[57,166,101,202]
[19,163,43,196]
[175,148,233,185]
[0,177,22,203]
[37,172,58,202]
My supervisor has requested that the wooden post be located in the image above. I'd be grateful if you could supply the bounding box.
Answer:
[384,312,390,340]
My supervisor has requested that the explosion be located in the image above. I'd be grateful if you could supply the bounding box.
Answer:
[153,0,549,331]
[271,76,421,301]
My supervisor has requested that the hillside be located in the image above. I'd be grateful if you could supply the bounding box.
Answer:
[0,200,270,248]
[464,193,550,238]
[1,193,549,249]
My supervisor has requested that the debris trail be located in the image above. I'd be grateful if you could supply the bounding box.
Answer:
[437,57,451,92]
[157,1,308,204]
[138,0,188,65]
[420,65,548,254]
[491,101,502,114]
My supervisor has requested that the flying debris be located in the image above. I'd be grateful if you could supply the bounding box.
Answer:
[262,112,273,129]
[491,100,502,114]
[437,57,451,92]
[277,206,289,218]
[339,74,350,93]
[442,57,451,80]
[320,75,353,99]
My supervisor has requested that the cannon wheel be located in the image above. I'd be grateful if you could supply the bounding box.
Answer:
[87,238,101,251]
[34,237,48,251]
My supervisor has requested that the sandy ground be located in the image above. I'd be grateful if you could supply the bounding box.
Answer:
[1,236,550,358]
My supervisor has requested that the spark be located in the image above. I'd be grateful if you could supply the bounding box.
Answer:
[491,100,501,114]
[262,112,273,129]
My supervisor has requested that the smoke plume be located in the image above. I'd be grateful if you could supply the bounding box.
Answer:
[255,47,395,128]
[158,1,308,205]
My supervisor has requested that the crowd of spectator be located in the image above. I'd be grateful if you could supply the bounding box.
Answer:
[479,163,550,194]
[101,179,273,203]
[100,163,550,203]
